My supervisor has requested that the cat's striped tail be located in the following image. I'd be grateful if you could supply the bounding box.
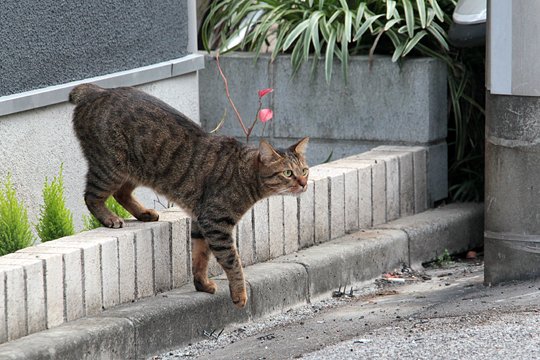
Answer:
[69,83,105,105]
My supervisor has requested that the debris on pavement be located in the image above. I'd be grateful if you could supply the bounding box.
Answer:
[332,285,356,298]
[376,264,432,288]
[202,329,224,340]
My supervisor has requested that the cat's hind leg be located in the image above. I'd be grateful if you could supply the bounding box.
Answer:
[84,170,125,228]
[113,181,159,222]
[191,221,218,294]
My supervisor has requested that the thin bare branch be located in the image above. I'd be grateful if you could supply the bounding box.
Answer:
[215,52,249,136]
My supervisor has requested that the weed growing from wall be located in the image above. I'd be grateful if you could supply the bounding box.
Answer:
[83,197,132,230]
[0,174,34,255]
[36,165,75,242]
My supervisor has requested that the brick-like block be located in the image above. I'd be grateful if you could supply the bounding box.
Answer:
[313,177,330,243]
[383,155,400,221]
[19,246,83,322]
[0,264,26,341]
[329,172,345,239]
[324,159,375,230]
[268,196,284,258]
[412,148,428,213]
[356,152,400,221]
[310,167,346,240]
[371,160,387,225]
[253,199,270,262]
[151,222,172,293]
[41,239,102,316]
[236,210,254,266]
[298,183,315,249]
[314,164,360,234]
[369,149,415,218]
[283,195,299,254]
[0,256,46,334]
[132,226,154,299]
[117,231,136,303]
[9,252,64,329]
[99,239,120,309]
[397,152,415,216]
[343,169,359,232]
[69,232,121,310]
[176,217,191,286]
[342,155,389,225]
[358,165,373,228]
[374,145,428,213]
[159,208,191,288]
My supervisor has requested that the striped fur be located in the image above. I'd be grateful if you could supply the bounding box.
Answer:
[70,83,309,308]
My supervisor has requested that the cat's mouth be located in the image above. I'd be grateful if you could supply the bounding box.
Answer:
[290,184,308,194]
[276,184,308,196]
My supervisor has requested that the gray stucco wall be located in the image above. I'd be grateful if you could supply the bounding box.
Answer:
[0,74,200,233]
[0,0,189,96]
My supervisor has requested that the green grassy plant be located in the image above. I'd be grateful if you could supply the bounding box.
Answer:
[83,197,132,230]
[36,166,75,242]
[203,0,452,83]
[0,174,34,255]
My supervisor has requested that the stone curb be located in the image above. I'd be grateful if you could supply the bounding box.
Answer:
[0,203,483,360]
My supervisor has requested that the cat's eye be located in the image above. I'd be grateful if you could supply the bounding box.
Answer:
[283,170,293,177]
[302,168,309,176]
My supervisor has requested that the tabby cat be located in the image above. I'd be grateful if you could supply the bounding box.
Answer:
[69,83,309,308]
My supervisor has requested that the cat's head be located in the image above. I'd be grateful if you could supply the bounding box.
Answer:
[257,137,310,196]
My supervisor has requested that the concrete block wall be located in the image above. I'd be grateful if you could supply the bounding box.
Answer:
[199,53,448,205]
[0,145,428,344]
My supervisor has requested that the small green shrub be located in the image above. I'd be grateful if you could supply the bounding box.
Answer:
[36,166,75,242]
[436,248,452,266]
[0,174,34,255]
[83,197,132,230]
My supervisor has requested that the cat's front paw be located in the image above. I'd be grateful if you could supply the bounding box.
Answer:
[103,215,125,228]
[230,287,248,308]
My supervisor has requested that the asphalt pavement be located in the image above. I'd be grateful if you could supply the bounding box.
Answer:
[154,259,540,360]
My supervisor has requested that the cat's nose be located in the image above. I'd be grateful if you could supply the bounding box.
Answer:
[298,177,307,187]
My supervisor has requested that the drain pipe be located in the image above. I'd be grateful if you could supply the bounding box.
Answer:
[484,0,540,284]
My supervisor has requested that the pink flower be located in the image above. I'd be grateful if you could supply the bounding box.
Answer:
[258,88,273,98]
[258,108,273,122]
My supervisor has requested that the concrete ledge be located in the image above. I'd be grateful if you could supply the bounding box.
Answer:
[0,317,135,360]
[0,203,483,359]
[101,279,250,357]
[274,229,409,300]
[378,203,484,267]
[0,54,205,116]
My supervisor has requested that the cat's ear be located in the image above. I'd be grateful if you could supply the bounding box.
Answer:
[259,140,282,165]
[289,137,310,155]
